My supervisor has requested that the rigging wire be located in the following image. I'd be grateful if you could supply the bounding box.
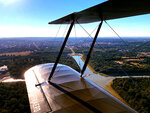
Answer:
[61,21,99,75]
[63,24,69,37]
[74,23,77,38]
[105,20,150,68]
[76,21,101,74]
[53,23,76,76]
[77,20,149,99]
[76,20,103,47]
[51,24,70,77]
[104,20,129,47]
[55,24,62,37]
[131,40,150,52]
[76,20,94,39]
[104,20,150,99]
[64,22,137,102]
[55,22,98,75]
[47,22,150,112]
[48,24,107,100]
[51,23,62,47]
[73,24,82,72]
[48,24,126,110]
[76,20,100,52]
[50,24,62,50]
[76,20,107,77]
[105,20,150,58]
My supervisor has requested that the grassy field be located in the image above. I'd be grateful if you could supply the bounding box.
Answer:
[0,51,33,56]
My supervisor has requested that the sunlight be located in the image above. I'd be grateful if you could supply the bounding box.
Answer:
[2,78,25,82]
[0,0,19,5]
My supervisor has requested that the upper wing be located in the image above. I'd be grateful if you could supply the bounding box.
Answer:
[49,0,150,24]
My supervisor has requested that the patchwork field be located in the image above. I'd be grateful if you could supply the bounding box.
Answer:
[0,51,33,56]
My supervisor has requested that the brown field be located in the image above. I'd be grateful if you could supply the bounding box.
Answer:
[138,52,150,57]
[69,53,83,57]
[0,72,10,80]
[122,57,144,62]
[0,51,33,56]
[124,58,144,62]
[114,61,124,65]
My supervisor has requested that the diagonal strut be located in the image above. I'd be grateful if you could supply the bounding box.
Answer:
[48,20,75,81]
[81,20,103,77]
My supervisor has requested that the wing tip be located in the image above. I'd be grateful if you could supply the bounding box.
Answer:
[48,12,78,25]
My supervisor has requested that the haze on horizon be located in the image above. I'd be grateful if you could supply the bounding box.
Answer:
[0,0,150,38]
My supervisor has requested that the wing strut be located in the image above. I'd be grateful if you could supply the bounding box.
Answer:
[48,20,75,81]
[81,20,103,77]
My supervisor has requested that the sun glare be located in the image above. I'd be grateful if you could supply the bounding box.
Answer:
[0,0,18,5]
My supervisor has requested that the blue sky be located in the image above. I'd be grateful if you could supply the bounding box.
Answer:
[0,0,150,37]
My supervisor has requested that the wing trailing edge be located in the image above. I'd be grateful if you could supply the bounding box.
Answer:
[49,0,150,24]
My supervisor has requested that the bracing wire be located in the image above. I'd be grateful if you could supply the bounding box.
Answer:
[73,24,81,71]
[63,24,69,37]
[48,21,150,112]
[131,40,150,52]
[76,20,93,39]
[52,24,62,49]
[77,19,150,99]
[76,20,99,51]
[76,21,95,54]
[74,24,77,38]
[53,23,75,76]
[55,24,62,37]
[104,20,129,47]
[76,21,107,77]
[77,20,104,50]
[54,21,99,76]
[104,20,150,99]
[52,24,70,76]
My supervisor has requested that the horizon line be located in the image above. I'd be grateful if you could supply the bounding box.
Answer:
[1,36,150,38]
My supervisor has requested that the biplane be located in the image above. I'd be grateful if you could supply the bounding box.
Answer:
[25,0,150,112]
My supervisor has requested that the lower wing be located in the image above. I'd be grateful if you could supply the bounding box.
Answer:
[25,63,137,113]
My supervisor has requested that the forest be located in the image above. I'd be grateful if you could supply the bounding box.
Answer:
[73,38,150,113]
[0,82,30,113]
[8,48,80,79]
[0,37,150,113]
[112,78,150,113]
[73,39,150,76]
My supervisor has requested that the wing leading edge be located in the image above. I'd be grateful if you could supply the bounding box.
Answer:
[25,63,137,113]
[49,0,150,24]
